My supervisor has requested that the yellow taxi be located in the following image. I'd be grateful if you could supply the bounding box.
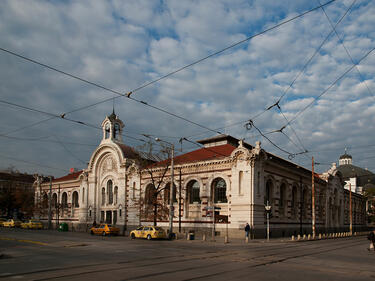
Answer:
[3,219,22,228]
[90,224,120,236]
[21,220,43,229]
[0,218,7,227]
[130,226,166,240]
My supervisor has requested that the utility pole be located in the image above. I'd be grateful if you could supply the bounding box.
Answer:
[48,176,52,230]
[265,200,271,241]
[178,169,182,233]
[349,183,352,234]
[155,138,174,239]
[300,176,303,236]
[57,184,60,228]
[169,144,174,239]
[312,157,315,238]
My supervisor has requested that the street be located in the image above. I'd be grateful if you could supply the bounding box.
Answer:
[0,228,374,281]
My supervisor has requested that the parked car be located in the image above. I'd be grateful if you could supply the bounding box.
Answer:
[130,226,166,240]
[0,218,7,227]
[21,220,43,229]
[90,224,120,236]
[3,219,22,228]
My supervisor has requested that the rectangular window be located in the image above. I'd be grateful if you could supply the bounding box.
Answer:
[108,186,113,204]
[100,211,104,223]
[239,171,243,195]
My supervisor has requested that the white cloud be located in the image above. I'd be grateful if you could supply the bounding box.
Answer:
[0,0,374,175]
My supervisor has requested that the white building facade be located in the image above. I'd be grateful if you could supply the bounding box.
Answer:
[34,114,367,238]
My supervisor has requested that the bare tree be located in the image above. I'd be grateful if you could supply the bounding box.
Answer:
[135,140,175,226]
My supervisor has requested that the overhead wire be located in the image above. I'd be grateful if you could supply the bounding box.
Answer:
[0,153,66,172]
[183,0,353,142]
[0,0,338,138]
[285,46,375,127]
[318,0,375,99]
[263,0,358,158]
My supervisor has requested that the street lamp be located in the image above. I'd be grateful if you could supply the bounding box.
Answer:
[155,137,175,239]
[265,201,272,241]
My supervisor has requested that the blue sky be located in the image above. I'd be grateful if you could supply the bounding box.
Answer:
[0,0,374,176]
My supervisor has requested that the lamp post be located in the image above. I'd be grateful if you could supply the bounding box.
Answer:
[155,138,175,239]
[48,176,52,230]
[265,201,272,241]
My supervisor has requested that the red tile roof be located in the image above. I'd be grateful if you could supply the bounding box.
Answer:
[117,143,139,159]
[53,170,83,183]
[150,144,236,168]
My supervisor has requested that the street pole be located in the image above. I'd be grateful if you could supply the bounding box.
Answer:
[349,183,352,235]
[169,144,174,239]
[300,176,303,236]
[57,184,60,228]
[265,200,271,241]
[178,169,182,233]
[155,138,175,239]
[48,176,52,230]
[212,203,216,241]
[312,157,315,238]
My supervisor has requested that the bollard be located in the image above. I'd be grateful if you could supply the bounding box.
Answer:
[224,236,229,244]
[318,234,322,240]
[246,236,249,243]
[187,233,190,240]
[202,233,206,241]
[291,235,295,241]
[307,234,311,240]
[303,234,306,240]
[297,234,301,241]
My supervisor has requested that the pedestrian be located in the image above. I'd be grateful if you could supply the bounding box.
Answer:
[245,223,250,239]
[368,229,375,251]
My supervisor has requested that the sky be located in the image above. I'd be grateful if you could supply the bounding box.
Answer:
[0,0,374,177]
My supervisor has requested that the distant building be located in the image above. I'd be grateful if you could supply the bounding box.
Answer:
[336,151,375,194]
[336,151,375,222]
[0,171,35,218]
[34,113,368,237]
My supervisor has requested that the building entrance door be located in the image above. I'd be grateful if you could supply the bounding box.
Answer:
[106,211,112,224]
[113,211,117,225]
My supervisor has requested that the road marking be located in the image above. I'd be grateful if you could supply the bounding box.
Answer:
[0,236,48,246]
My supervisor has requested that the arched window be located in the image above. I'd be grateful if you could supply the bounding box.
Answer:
[164,182,177,204]
[279,183,286,208]
[101,188,105,206]
[82,188,85,203]
[265,179,273,205]
[212,178,227,203]
[42,193,49,208]
[62,192,68,209]
[238,171,244,195]
[145,184,154,205]
[72,191,79,208]
[302,188,308,218]
[107,180,113,204]
[291,185,298,217]
[114,123,120,139]
[187,180,201,204]
[132,182,136,199]
[114,186,118,205]
[105,123,110,139]
[52,193,57,208]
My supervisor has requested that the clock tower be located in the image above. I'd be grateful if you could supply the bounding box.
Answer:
[100,110,124,144]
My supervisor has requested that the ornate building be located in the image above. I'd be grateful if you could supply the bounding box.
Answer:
[34,113,367,237]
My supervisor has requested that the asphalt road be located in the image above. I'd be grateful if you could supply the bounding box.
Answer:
[0,228,374,281]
